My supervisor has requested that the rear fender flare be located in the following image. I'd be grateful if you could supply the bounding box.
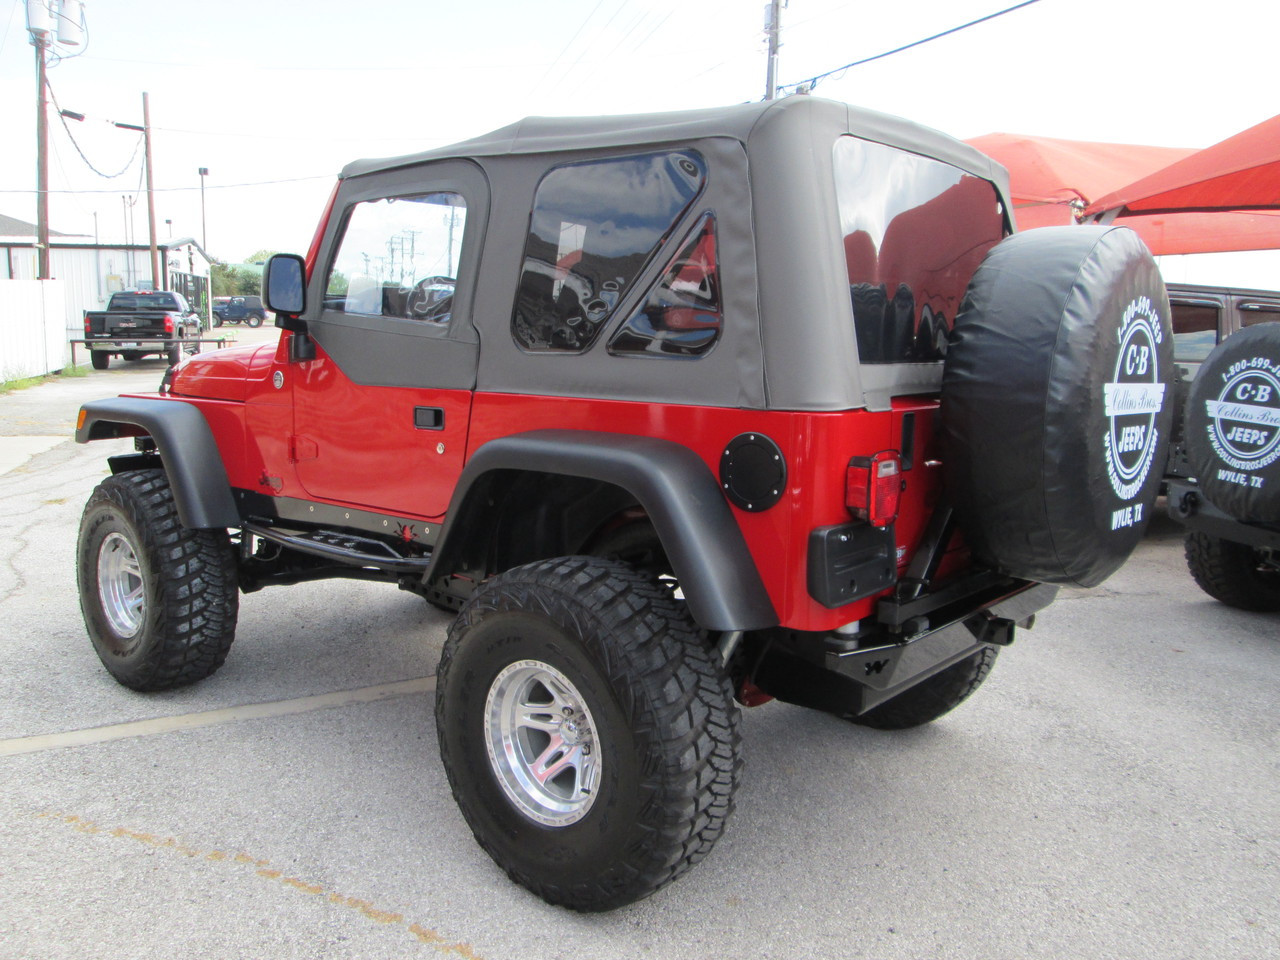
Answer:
[431,430,778,632]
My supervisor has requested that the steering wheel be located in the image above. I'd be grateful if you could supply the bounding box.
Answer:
[406,276,456,323]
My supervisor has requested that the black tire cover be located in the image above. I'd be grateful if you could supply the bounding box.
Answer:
[941,226,1174,587]
[1184,323,1280,521]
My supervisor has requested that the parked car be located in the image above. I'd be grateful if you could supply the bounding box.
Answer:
[72,96,1174,911]
[212,295,267,327]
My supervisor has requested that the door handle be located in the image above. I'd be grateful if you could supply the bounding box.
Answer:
[414,407,445,430]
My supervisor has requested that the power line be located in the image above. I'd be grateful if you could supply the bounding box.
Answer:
[0,175,334,195]
[46,80,143,179]
[778,0,1043,95]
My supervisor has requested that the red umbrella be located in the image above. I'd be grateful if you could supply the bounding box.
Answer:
[1084,113,1280,217]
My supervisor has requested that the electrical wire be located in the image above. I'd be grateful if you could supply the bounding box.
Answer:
[0,175,334,195]
[777,0,1043,95]
[46,79,143,179]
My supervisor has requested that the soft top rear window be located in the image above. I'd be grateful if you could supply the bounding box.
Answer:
[833,136,1003,364]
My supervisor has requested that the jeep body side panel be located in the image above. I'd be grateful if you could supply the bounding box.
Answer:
[75,396,240,529]
[430,429,779,632]
[463,395,955,633]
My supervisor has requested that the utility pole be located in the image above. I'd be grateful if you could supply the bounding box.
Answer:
[764,0,782,101]
[34,31,50,278]
[142,93,160,290]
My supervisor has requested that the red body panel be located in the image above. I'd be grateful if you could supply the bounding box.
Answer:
[167,327,950,632]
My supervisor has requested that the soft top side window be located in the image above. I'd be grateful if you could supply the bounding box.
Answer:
[324,192,467,325]
[512,150,707,353]
[608,212,722,359]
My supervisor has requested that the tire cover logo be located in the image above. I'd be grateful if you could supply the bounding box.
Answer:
[1204,355,1280,472]
[1103,296,1165,501]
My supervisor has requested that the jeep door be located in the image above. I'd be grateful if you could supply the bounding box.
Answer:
[289,161,487,519]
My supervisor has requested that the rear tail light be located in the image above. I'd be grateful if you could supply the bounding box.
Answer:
[846,451,902,527]
[163,313,175,334]
[83,316,91,334]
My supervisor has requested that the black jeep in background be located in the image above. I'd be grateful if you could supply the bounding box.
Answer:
[1166,282,1280,610]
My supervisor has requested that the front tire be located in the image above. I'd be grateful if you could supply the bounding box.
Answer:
[436,557,741,911]
[1185,532,1280,611]
[77,470,239,690]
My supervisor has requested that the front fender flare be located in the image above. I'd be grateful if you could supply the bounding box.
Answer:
[76,396,240,529]
[431,430,778,632]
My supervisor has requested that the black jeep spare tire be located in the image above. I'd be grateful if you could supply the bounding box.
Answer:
[1184,322,1280,522]
[941,226,1174,587]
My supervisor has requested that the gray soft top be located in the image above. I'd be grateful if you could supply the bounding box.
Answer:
[341,96,1009,197]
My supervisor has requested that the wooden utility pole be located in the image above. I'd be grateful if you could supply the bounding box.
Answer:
[142,92,160,290]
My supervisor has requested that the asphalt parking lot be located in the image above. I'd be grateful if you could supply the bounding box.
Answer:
[0,335,1276,959]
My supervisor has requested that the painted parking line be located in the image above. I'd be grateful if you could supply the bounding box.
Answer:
[0,676,435,757]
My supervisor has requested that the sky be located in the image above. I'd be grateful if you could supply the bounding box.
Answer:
[1,0,1277,277]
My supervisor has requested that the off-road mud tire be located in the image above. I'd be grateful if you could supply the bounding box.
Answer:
[942,225,1174,587]
[1184,531,1280,611]
[77,469,239,691]
[849,647,999,730]
[435,556,741,911]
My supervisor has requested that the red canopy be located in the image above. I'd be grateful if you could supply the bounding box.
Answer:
[1085,114,1280,218]
[965,133,1193,229]
[969,127,1280,256]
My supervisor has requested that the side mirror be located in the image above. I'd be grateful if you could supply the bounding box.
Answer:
[263,254,307,330]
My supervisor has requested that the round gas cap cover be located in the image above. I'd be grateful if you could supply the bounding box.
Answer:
[720,433,786,512]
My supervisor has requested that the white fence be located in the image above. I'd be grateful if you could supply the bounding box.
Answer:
[0,280,68,382]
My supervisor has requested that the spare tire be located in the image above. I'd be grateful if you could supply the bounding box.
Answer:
[941,226,1173,587]
[1184,323,1280,521]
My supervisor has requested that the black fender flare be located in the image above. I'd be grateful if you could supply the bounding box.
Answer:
[75,396,240,530]
[430,430,779,632]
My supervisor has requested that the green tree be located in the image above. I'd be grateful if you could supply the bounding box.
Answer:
[243,249,279,265]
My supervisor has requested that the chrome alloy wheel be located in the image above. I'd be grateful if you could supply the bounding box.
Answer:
[484,659,603,827]
[97,531,145,638]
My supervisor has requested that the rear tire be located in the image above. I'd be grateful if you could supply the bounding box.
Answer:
[436,556,740,911]
[849,647,998,730]
[90,351,110,370]
[247,314,264,328]
[1184,532,1280,611]
[77,470,239,690]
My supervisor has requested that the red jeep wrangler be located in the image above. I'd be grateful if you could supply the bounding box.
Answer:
[74,96,1173,911]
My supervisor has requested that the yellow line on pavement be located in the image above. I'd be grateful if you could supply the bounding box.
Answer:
[0,676,436,757]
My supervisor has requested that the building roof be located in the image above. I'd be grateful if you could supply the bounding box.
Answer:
[0,213,78,237]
